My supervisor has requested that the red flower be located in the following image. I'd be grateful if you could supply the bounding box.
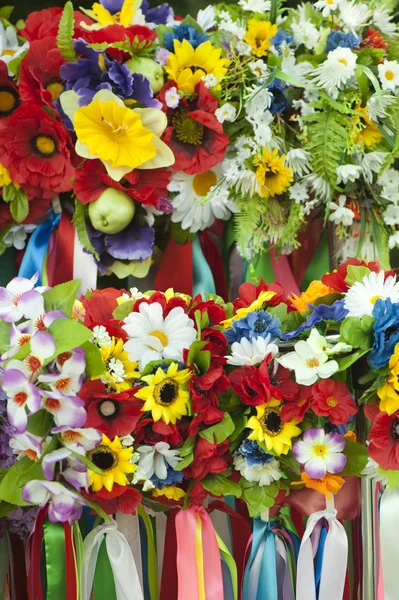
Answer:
[0,105,76,199]
[188,366,229,436]
[0,61,20,119]
[0,194,51,229]
[185,438,231,480]
[202,327,228,364]
[160,81,229,175]
[362,28,388,50]
[82,287,127,327]
[280,385,312,423]
[189,296,226,326]
[234,279,289,312]
[84,485,141,515]
[79,380,143,438]
[321,259,393,293]
[368,409,399,470]
[312,379,358,424]
[135,418,183,446]
[133,292,188,316]
[82,24,156,62]
[73,159,171,209]
[19,37,65,107]
[20,8,92,41]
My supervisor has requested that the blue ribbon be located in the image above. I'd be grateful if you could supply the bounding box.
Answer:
[243,519,277,600]
[192,234,216,298]
[221,557,235,600]
[315,521,328,598]
[18,210,61,285]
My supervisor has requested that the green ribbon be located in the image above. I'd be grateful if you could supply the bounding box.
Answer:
[43,520,67,600]
[0,532,9,600]
[222,220,236,296]
[193,234,216,297]
[300,230,331,291]
[92,539,117,600]
[138,505,159,600]
[215,532,238,600]
[245,253,275,285]
[73,522,84,600]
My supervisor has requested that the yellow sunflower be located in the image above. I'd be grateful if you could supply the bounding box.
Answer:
[247,399,301,455]
[222,290,276,329]
[153,486,185,501]
[95,337,140,392]
[165,40,230,95]
[244,20,278,57]
[88,435,136,492]
[350,105,383,149]
[253,149,293,198]
[135,362,191,424]
[378,343,399,415]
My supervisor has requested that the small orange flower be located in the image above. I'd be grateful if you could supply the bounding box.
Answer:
[344,430,357,442]
[292,471,345,499]
[289,281,335,314]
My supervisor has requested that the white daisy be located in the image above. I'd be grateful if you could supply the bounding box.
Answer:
[338,0,370,33]
[304,174,331,201]
[378,60,399,92]
[248,59,268,78]
[356,151,387,184]
[4,224,36,251]
[168,168,234,233]
[291,21,320,50]
[378,168,399,196]
[289,181,309,203]
[281,54,313,85]
[336,164,362,185]
[197,6,216,31]
[389,231,399,250]
[313,47,357,96]
[314,0,342,18]
[344,270,399,317]
[234,454,282,486]
[367,92,396,121]
[238,0,271,11]
[384,205,399,226]
[329,195,355,227]
[215,103,237,124]
[245,85,273,122]
[0,23,29,74]
[285,149,311,177]
[278,339,339,386]
[123,302,197,370]
[373,5,398,37]
[202,73,219,89]
[236,41,253,56]
[226,335,279,366]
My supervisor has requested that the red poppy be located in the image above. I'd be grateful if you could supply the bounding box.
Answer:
[233,279,289,312]
[160,81,229,175]
[321,258,393,293]
[82,287,127,327]
[188,366,229,436]
[362,28,388,50]
[20,8,92,42]
[82,24,157,62]
[188,479,208,504]
[188,296,226,326]
[79,380,143,438]
[19,37,65,107]
[368,409,399,470]
[202,327,228,363]
[73,159,171,209]
[312,379,358,424]
[0,105,76,199]
[184,438,231,480]
[133,292,188,316]
[135,418,183,446]
[280,385,312,423]
[0,194,51,229]
[0,61,20,119]
[84,485,141,515]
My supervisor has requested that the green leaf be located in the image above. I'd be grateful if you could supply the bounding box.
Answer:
[81,341,106,378]
[202,474,242,498]
[336,348,369,372]
[0,321,11,354]
[340,439,368,477]
[0,501,14,518]
[141,496,170,513]
[242,481,279,517]
[199,413,235,445]
[170,221,195,245]
[174,452,194,471]
[344,265,371,286]
[42,280,81,318]
[27,410,53,437]
[378,468,399,490]
[186,340,210,374]
[0,6,13,19]
[72,199,100,261]
[56,1,76,61]
[179,435,196,458]
[340,315,374,350]
[7,49,28,77]
[10,189,29,223]
[113,300,134,321]
[47,318,92,358]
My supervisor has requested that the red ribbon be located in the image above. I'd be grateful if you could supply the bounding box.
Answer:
[160,511,179,600]
[155,238,193,296]
[64,523,77,600]
[198,231,228,301]
[26,507,47,600]
[8,533,29,600]
[47,212,75,286]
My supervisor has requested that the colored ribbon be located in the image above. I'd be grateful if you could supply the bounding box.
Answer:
[242,518,277,600]
[160,512,178,600]
[296,506,348,600]
[18,210,61,286]
[47,212,75,287]
[270,250,300,297]
[115,513,144,594]
[72,229,98,296]
[154,237,193,295]
[43,520,67,600]
[379,486,399,600]
[216,532,238,600]
[275,534,295,600]
[92,539,117,600]
[199,230,228,300]
[138,506,159,600]
[82,520,143,600]
[175,505,223,600]
[0,532,9,600]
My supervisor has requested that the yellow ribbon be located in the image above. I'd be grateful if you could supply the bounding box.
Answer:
[195,513,206,600]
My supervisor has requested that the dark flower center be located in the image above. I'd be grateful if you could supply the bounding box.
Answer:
[155,379,179,405]
[385,325,398,341]
[89,446,117,470]
[0,86,19,116]
[98,399,120,420]
[172,110,204,145]
[392,420,399,440]
[262,409,283,436]
[245,384,258,397]
[253,317,268,334]
[31,134,57,158]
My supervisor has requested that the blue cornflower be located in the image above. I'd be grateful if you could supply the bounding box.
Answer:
[326,31,361,53]
[151,464,184,488]
[225,310,282,344]
[235,439,274,467]
[164,25,209,51]
[283,300,348,340]
[271,29,293,53]
[369,298,399,369]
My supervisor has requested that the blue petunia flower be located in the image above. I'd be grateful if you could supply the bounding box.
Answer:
[283,300,348,340]
[369,298,399,369]
[270,29,293,53]
[235,439,274,467]
[164,25,209,51]
[225,310,282,344]
[326,31,361,53]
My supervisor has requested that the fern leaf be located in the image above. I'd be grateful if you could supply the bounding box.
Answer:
[72,199,100,261]
[56,1,76,62]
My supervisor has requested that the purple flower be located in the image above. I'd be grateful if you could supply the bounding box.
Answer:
[283,300,349,340]
[155,48,171,66]
[39,348,86,395]
[100,0,123,11]
[0,274,39,323]
[141,0,173,25]
[2,366,41,433]
[0,395,15,469]
[22,481,87,525]
[8,507,39,542]
[108,62,133,98]
[131,73,162,109]
[105,222,155,261]
[42,448,88,491]
[42,389,87,429]
[157,197,173,214]
[293,428,347,478]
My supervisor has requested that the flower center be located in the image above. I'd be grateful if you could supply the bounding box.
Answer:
[385,326,398,341]
[26,355,42,374]
[89,446,117,470]
[326,396,338,408]
[63,430,83,443]
[192,170,217,196]
[1,49,16,57]
[338,59,348,66]
[46,80,64,101]
[99,399,118,418]
[385,70,395,81]
[392,420,399,440]
[370,295,385,305]
[155,379,179,405]
[34,315,47,332]
[306,357,320,368]
[172,110,204,145]
[44,397,61,411]
[149,330,168,349]
[314,444,327,456]
[32,134,57,157]
[262,408,283,436]
[0,87,18,116]
[18,334,31,347]
[58,352,73,366]
[252,317,268,334]
[14,391,28,407]
[55,378,71,392]
[245,384,258,397]
[25,449,38,461]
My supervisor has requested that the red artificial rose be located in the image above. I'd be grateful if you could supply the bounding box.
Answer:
[84,485,141,515]
[233,279,289,312]
[160,81,229,175]
[19,37,65,107]
[20,8,92,41]
[82,24,156,62]
[362,28,388,50]
[280,385,312,423]
[368,409,399,470]
[0,61,20,119]
[79,380,143,438]
[134,417,183,446]
[0,105,76,199]
[185,438,230,480]
[312,379,358,424]
[82,287,127,327]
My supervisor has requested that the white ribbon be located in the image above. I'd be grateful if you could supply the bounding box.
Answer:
[296,505,348,600]
[82,520,144,600]
[380,487,399,600]
[73,230,98,296]
[116,512,144,593]
[275,535,295,600]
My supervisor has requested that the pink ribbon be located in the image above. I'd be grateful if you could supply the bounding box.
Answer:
[270,250,300,297]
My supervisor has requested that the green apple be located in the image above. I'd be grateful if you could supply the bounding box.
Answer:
[125,57,164,94]
[88,188,135,235]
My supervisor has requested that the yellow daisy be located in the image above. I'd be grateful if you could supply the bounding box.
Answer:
[135,362,191,424]
[222,290,276,329]
[165,40,230,95]
[244,20,278,57]
[253,149,293,198]
[378,343,399,415]
[247,399,301,455]
[88,435,136,492]
[152,486,185,501]
[96,336,140,392]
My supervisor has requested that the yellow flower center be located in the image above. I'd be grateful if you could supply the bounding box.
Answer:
[314,444,327,456]
[172,110,204,145]
[338,59,348,66]
[261,407,283,436]
[193,170,217,196]
[88,445,117,471]
[149,330,168,348]
[154,378,179,406]
[33,134,57,157]
[253,149,293,198]
[1,49,16,57]
[327,0,334,4]
[46,81,64,101]
[385,70,395,81]
[0,89,17,114]
[326,396,338,408]
[306,357,320,368]
[370,295,385,305]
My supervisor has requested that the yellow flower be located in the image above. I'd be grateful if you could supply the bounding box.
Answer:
[88,435,136,492]
[165,40,230,95]
[246,399,301,455]
[350,105,383,149]
[81,0,136,27]
[292,471,345,499]
[0,162,19,189]
[244,20,278,57]
[289,281,335,314]
[96,337,140,392]
[153,486,185,501]
[222,290,276,328]
[378,344,399,415]
[253,149,293,198]
[72,300,86,322]
[135,362,191,424]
